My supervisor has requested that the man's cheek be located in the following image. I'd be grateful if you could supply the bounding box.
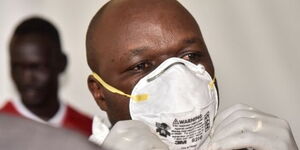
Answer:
[118,77,141,94]
[108,94,130,111]
[36,72,52,87]
[109,95,131,118]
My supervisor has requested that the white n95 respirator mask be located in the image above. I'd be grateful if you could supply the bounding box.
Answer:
[92,57,218,150]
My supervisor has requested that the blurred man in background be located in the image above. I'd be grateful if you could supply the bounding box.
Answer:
[0,17,92,136]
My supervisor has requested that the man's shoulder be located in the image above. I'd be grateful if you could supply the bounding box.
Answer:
[62,104,93,135]
[0,100,14,109]
[63,105,92,135]
[0,100,20,115]
[65,104,93,122]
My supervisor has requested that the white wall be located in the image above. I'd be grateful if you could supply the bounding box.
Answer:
[0,0,299,144]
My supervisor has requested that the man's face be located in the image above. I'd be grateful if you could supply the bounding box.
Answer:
[88,1,214,125]
[10,34,59,106]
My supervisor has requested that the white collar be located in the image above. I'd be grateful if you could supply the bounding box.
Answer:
[12,98,67,127]
[89,116,110,146]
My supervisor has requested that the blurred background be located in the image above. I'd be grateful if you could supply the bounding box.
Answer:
[0,0,299,144]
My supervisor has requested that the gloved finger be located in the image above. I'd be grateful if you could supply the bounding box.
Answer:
[209,131,272,150]
[213,104,256,131]
[102,120,169,150]
[212,108,277,137]
[211,117,262,142]
[209,111,299,150]
[209,129,298,150]
[211,109,272,135]
[211,115,289,142]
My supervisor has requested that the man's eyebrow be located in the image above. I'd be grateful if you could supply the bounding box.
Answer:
[128,46,149,57]
[182,37,200,45]
[127,37,200,58]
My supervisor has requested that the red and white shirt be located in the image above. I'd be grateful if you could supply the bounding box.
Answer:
[0,99,92,136]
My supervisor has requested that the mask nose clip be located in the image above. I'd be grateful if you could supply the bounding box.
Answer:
[147,62,185,82]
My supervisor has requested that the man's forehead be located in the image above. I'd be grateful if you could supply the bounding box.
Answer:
[11,34,57,58]
[93,2,199,48]
[103,0,182,14]
[12,34,55,47]
[86,0,201,72]
[99,0,193,25]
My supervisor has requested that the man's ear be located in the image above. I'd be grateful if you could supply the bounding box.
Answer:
[87,74,108,112]
[57,53,67,73]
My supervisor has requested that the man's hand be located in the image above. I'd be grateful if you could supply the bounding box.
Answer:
[208,104,298,150]
[101,120,169,150]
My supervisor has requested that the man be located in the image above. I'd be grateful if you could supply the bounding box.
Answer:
[86,0,298,149]
[1,17,92,136]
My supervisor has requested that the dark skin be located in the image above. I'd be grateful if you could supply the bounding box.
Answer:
[10,33,67,121]
[87,0,215,126]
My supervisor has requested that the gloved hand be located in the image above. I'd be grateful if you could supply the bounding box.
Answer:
[101,120,169,150]
[208,104,299,150]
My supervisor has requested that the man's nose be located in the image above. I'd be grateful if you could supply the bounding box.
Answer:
[22,68,35,83]
[156,55,172,66]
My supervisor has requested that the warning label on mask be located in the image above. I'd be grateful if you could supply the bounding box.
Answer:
[156,111,211,150]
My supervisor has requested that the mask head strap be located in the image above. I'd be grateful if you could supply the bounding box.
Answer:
[91,72,149,102]
[208,77,216,89]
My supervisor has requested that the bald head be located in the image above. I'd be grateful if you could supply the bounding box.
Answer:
[86,0,201,73]
[86,0,214,125]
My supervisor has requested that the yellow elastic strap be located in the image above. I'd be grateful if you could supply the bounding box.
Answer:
[92,73,149,102]
[208,77,216,89]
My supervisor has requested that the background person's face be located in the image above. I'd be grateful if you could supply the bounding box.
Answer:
[89,1,214,125]
[10,34,59,106]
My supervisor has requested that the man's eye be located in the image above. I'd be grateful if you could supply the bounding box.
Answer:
[12,64,22,71]
[130,61,152,72]
[36,64,48,71]
[181,52,202,64]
